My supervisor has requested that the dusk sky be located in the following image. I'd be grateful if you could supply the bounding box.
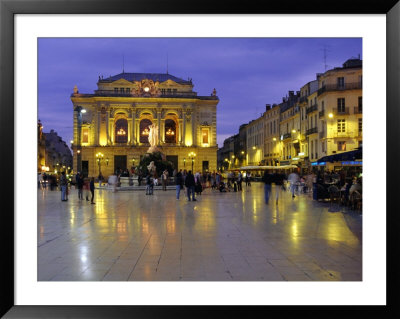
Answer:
[38,38,362,148]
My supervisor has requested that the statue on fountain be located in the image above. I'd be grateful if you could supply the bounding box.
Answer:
[147,161,156,176]
[147,123,160,153]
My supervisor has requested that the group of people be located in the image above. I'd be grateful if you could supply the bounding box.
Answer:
[262,170,288,204]
[73,172,95,204]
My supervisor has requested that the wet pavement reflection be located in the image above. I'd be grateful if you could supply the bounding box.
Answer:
[38,184,362,281]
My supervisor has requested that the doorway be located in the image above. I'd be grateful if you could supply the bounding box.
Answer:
[114,155,127,174]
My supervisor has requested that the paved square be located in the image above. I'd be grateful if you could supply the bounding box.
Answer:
[38,184,362,281]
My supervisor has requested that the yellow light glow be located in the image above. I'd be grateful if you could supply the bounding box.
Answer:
[117,128,126,135]
[273,137,277,141]
[142,128,150,136]
[328,113,334,118]
[292,129,296,133]
[144,87,150,92]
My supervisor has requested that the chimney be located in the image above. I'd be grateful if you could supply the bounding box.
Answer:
[266,104,271,111]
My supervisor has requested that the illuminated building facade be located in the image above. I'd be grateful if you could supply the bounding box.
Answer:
[71,72,218,177]
[278,91,301,165]
[317,58,362,164]
[246,115,265,166]
[264,104,280,166]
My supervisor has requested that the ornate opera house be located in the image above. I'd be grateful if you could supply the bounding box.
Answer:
[71,72,219,178]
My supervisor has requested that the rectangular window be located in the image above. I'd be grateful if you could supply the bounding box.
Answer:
[120,88,125,93]
[173,89,177,94]
[338,141,346,151]
[126,88,130,94]
[358,96,362,112]
[311,140,314,159]
[202,129,209,144]
[82,128,89,143]
[337,77,345,88]
[114,88,118,94]
[337,98,345,113]
[359,118,362,133]
[337,119,346,133]
[321,101,325,110]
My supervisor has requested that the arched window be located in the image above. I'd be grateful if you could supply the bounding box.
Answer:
[165,119,176,143]
[140,119,152,143]
[115,119,128,143]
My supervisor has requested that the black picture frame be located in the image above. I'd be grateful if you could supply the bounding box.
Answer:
[1,0,399,318]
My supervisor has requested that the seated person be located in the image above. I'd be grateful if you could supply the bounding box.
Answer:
[349,179,362,196]
[219,182,227,192]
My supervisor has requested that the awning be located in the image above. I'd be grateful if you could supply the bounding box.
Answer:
[317,147,362,163]
[236,165,298,171]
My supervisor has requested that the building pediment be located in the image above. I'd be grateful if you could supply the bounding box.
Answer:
[112,78,133,85]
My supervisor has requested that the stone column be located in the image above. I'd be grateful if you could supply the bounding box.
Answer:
[157,111,161,145]
[106,110,110,145]
[182,110,186,145]
[191,109,195,146]
[97,110,101,145]
[178,119,183,144]
[132,107,136,145]
[161,119,165,143]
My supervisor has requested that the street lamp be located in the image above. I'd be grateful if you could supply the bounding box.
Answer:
[96,152,104,176]
[183,158,186,168]
[188,152,196,172]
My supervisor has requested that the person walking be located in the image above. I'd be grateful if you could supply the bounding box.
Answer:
[288,170,300,198]
[42,172,48,189]
[215,172,221,188]
[162,169,168,191]
[89,177,95,204]
[237,171,243,191]
[98,173,103,188]
[262,170,274,204]
[84,177,90,201]
[274,171,285,204]
[175,169,184,200]
[38,172,43,189]
[77,173,84,200]
[246,172,252,187]
[185,170,196,201]
[146,174,153,195]
[60,171,68,201]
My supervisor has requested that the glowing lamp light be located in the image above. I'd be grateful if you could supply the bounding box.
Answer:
[328,113,334,118]
[166,128,175,136]
[117,128,126,136]
[273,137,277,141]
[144,87,150,92]
[142,128,150,136]
[81,109,86,113]
[292,129,296,133]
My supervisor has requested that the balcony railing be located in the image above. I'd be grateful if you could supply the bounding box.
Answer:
[306,127,318,136]
[317,82,362,96]
[299,96,308,103]
[282,133,292,140]
[333,131,355,138]
[306,104,318,114]
[319,109,325,118]
[354,106,362,114]
[334,107,350,115]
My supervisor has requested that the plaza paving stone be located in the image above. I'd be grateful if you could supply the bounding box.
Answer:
[37,183,362,281]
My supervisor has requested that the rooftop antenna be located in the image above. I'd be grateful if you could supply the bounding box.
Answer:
[166,53,169,74]
[122,54,125,73]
